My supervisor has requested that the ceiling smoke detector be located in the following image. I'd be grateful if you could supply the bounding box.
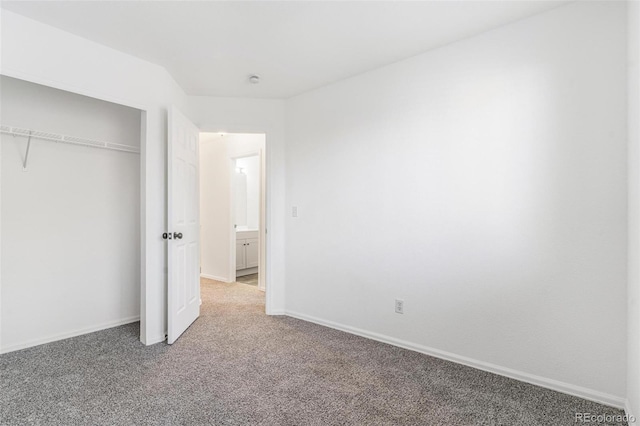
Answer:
[249,75,260,84]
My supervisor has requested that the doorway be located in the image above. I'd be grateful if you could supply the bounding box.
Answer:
[231,152,264,290]
[199,133,267,298]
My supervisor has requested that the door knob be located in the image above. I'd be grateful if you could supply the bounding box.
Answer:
[162,232,182,240]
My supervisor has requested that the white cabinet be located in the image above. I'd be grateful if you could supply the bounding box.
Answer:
[236,240,246,270]
[236,230,259,271]
[244,239,259,268]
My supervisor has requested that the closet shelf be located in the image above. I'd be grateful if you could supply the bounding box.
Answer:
[1,125,140,154]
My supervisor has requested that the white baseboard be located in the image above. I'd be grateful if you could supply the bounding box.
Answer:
[200,273,231,283]
[0,315,140,354]
[285,310,626,409]
[625,399,638,423]
[267,309,286,316]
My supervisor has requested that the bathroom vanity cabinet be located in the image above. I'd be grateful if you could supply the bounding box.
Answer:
[236,230,259,271]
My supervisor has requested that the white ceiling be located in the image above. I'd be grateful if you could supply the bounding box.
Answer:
[1,1,569,99]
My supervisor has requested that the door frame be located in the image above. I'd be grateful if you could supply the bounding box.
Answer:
[229,148,265,291]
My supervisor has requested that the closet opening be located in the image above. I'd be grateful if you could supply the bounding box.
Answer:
[0,75,144,353]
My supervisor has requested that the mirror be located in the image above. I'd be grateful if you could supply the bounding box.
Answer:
[235,155,259,231]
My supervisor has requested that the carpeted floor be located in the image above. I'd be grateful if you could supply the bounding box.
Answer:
[0,279,628,425]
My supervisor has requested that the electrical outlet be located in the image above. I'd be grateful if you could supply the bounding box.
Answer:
[395,299,404,314]
[292,206,298,217]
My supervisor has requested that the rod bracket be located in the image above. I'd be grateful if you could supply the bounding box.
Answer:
[22,131,32,172]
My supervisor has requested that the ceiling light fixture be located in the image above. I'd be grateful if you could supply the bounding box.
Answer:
[249,75,260,84]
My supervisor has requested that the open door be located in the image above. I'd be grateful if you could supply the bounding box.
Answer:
[167,106,200,344]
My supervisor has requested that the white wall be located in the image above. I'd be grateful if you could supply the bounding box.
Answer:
[237,155,260,230]
[0,76,140,352]
[189,97,286,313]
[0,9,189,345]
[285,1,627,404]
[199,134,228,282]
[200,133,264,282]
[628,0,640,419]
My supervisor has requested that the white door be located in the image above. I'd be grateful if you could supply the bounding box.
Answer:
[167,106,200,344]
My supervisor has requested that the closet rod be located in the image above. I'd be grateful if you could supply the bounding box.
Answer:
[0,125,140,154]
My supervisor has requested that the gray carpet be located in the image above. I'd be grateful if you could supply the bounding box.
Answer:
[0,280,628,425]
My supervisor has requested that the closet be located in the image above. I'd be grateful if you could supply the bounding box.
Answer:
[0,76,142,353]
